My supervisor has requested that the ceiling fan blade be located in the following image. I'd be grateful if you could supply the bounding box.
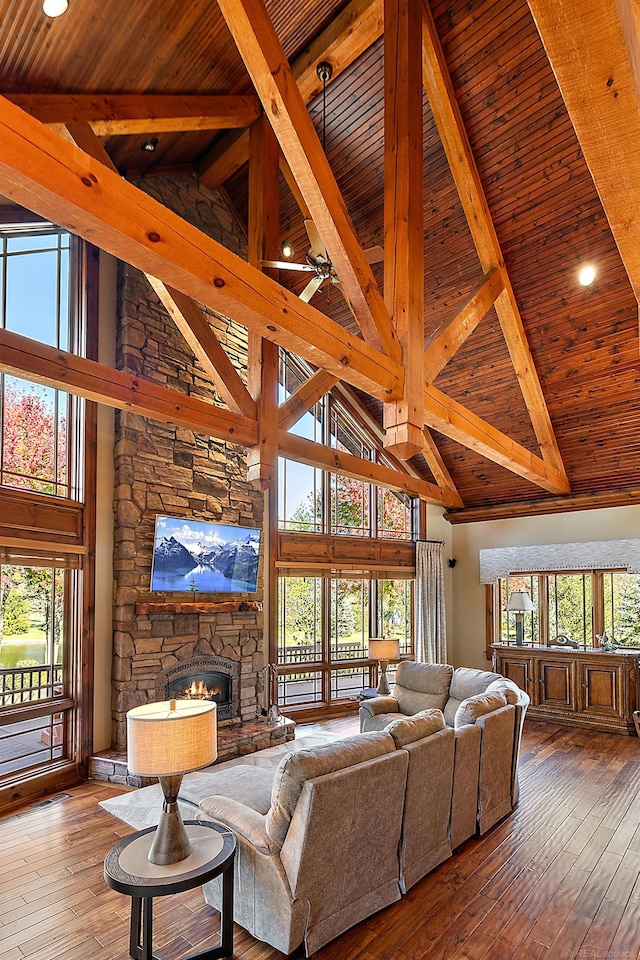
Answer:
[260,259,316,272]
[364,245,384,265]
[299,275,324,303]
[304,219,327,260]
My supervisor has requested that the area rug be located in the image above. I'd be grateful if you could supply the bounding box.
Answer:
[99,783,198,830]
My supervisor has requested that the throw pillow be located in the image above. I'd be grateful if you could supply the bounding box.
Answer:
[385,708,445,747]
[454,691,507,728]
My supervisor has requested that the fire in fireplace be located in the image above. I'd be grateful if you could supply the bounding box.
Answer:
[167,670,231,705]
[157,655,239,723]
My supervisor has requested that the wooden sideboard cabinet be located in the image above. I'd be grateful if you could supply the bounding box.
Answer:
[491,643,640,735]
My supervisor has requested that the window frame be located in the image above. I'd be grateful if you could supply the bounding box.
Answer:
[491,568,640,654]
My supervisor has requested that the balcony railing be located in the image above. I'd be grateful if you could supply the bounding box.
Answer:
[0,664,63,708]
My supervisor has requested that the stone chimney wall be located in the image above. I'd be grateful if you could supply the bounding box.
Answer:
[111,174,264,748]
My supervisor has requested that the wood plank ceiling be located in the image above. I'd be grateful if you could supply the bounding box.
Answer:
[0,0,637,520]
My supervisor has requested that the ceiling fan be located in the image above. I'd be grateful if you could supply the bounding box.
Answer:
[262,220,384,303]
[260,60,384,304]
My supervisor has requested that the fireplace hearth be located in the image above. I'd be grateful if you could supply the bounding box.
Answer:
[157,655,239,723]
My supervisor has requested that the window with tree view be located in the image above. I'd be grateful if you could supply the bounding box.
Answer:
[0,222,85,785]
[498,570,640,649]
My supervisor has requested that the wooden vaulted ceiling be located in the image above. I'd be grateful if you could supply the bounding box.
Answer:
[0,0,638,521]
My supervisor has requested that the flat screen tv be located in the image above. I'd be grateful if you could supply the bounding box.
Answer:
[150,515,261,594]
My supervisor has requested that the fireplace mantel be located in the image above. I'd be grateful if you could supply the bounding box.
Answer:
[135,600,263,614]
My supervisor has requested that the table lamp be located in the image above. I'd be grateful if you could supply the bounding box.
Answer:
[369,638,400,695]
[506,590,535,646]
[127,698,217,865]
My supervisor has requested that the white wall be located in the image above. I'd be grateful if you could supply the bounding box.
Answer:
[93,252,117,751]
[448,504,640,670]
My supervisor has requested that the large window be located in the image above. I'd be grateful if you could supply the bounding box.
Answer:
[0,221,90,794]
[276,354,416,711]
[278,575,413,709]
[498,570,640,648]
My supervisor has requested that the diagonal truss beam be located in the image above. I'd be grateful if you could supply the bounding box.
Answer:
[421,0,568,483]
[146,279,257,419]
[279,369,340,432]
[9,94,261,135]
[200,0,384,189]
[216,0,399,360]
[424,267,505,383]
[279,431,460,506]
[424,384,570,494]
[0,96,402,401]
[421,429,464,508]
[60,122,257,421]
[0,329,257,446]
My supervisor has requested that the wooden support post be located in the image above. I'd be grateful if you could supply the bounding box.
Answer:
[383,0,424,459]
[247,115,280,491]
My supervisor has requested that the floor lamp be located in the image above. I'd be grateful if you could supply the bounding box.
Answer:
[506,590,535,646]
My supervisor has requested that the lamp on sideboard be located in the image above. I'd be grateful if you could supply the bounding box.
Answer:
[369,638,400,695]
[506,590,535,647]
[126,698,217,865]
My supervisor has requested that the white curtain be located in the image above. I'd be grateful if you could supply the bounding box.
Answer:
[414,540,447,663]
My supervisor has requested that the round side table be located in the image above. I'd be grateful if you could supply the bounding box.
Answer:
[104,820,235,960]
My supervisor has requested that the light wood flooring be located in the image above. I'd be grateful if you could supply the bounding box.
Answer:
[0,716,639,960]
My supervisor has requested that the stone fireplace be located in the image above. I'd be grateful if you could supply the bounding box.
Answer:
[156,654,240,722]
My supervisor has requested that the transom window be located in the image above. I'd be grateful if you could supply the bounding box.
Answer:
[0,228,74,498]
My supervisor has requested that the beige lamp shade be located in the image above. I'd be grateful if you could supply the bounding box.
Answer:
[506,590,535,613]
[127,698,217,777]
[369,638,400,661]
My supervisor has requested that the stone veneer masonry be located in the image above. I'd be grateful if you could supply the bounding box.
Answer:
[111,174,265,749]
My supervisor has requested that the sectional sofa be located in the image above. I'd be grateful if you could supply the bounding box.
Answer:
[174,663,529,956]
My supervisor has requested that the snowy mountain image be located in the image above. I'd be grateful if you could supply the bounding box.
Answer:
[151,516,261,593]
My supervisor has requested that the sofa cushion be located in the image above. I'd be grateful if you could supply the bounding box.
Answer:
[266,731,395,847]
[394,662,453,715]
[454,691,507,728]
[385,708,445,747]
[486,678,521,705]
[361,711,406,732]
[443,667,503,726]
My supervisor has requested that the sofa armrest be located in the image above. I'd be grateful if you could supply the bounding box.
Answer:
[359,695,400,718]
[198,796,278,856]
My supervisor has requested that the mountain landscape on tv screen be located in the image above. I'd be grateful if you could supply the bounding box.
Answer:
[151,524,260,593]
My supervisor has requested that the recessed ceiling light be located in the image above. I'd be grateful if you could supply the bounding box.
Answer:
[141,138,159,153]
[578,265,596,286]
[42,0,68,16]
[280,239,294,259]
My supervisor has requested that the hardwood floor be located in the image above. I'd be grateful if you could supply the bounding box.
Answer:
[0,718,639,960]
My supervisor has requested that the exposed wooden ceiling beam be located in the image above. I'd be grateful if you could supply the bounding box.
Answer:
[0,329,257,447]
[0,96,402,401]
[421,0,568,484]
[444,485,640,524]
[199,0,384,189]
[526,0,640,309]
[424,268,504,384]
[278,430,459,506]
[423,384,570,494]
[146,279,257,419]
[279,369,340,432]
[421,429,464,508]
[59,122,258,421]
[383,0,425,460]
[216,0,398,360]
[8,94,261,135]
